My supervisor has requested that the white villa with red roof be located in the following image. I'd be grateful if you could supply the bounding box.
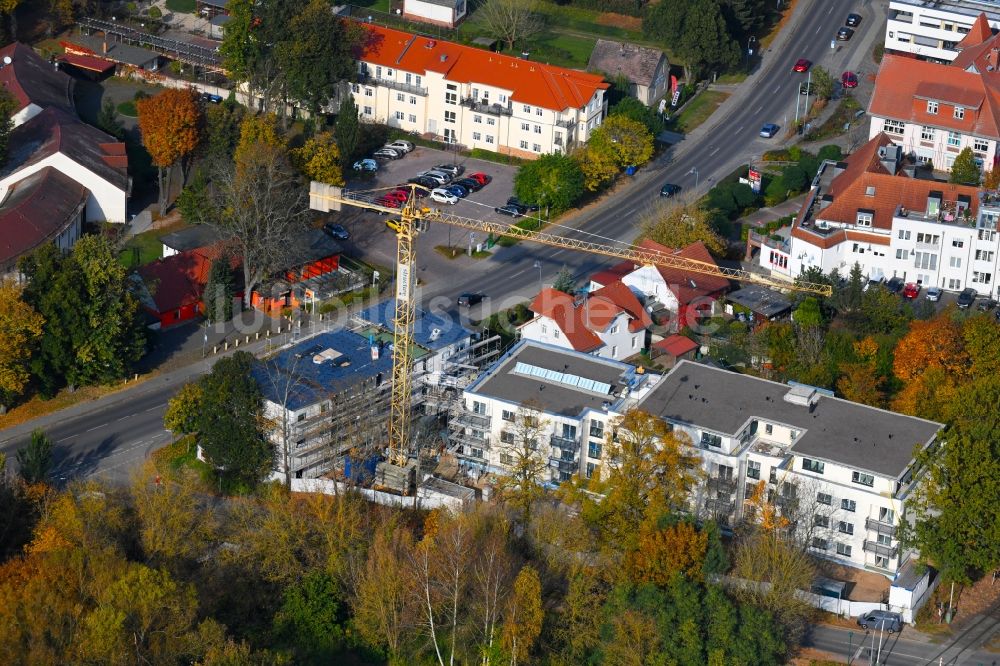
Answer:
[352,25,609,158]
[518,281,652,361]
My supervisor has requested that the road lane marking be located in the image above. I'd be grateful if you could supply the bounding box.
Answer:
[710,147,720,156]
[144,405,164,413]
[85,423,108,433]
[736,125,744,133]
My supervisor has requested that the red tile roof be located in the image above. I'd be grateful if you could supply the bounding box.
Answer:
[136,245,239,314]
[953,13,999,68]
[356,24,608,111]
[653,334,698,357]
[590,239,729,305]
[526,288,603,352]
[0,167,87,271]
[57,52,115,74]
[869,54,1000,138]
[589,280,652,332]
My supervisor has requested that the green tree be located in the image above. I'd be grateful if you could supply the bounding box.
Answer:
[644,0,740,80]
[176,168,216,225]
[551,267,576,294]
[720,0,767,38]
[0,84,14,163]
[856,285,912,335]
[0,279,44,410]
[588,114,654,168]
[96,98,125,140]
[16,429,53,484]
[950,146,981,185]
[335,94,361,166]
[513,153,585,214]
[493,401,550,526]
[502,565,543,665]
[817,144,843,162]
[608,96,664,136]
[810,66,834,100]
[290,131,344,185]
[164,382,204,435]
[196,351,272,488]
[201,99,246,162]
[203,253,236,323]
[273,571,344,662]
[640,202,727,256]
[793,297,823,328]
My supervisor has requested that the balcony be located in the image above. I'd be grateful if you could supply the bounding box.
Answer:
[451,407,491,429]
[456,445,488,463]
[706,498,736,516]
[550,434,580,453]
[556,117,576,129]
[548,457,577,473]
[358,72,427,96]
[460,97,512,116]
[863,540,898,559]
[707,476,737,494]
[451,429,490,450]
[865,517,898,538]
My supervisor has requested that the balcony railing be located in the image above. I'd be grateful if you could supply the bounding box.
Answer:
[451,407,491,429]
[460,97,513,116]
[550,435,580,453]
[863,540,898,558]
[556,117,576,129]
[451,430,490,450]
[706,498,737,516]
[548,457,577,473]
[456,446,488,463]
[865,518,898,538]
[707,476,738,494]
[358,72,428,96]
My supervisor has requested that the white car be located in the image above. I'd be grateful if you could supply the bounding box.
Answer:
[385,139,414,154]
[430,188,459,204]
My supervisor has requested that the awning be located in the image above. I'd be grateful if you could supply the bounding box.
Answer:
[58,53,115,74]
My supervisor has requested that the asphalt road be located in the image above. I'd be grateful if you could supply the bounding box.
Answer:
[806,621,1000,665]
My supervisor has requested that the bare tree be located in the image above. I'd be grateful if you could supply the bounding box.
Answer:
[479,0,542,52]
[493,400,550,526]
[258,353,307,491]
[207,142,310,310]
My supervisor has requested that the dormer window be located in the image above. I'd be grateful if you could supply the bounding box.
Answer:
[927,100,939,114]
[954,106,965,120]
[856,210,874,227]
[865,185,876,196]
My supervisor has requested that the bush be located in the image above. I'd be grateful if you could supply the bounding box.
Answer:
[817,144,843,162]
[134,89,149,101]
[781,164,809,192]
[148,6,162,18]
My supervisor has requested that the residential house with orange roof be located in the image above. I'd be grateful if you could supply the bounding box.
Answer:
[351,24,609,158]
[518,281,653,360]
[776,133,1000,297]
[886,3,1000,63]
[588,239,729,331]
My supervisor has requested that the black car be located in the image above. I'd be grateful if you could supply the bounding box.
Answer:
[659,183,681,197]
[407,176,438,189]
[457,292,484,307]
[507,196,539,212]
[846,13,861,27]
[977,299,998,312]
[454,177,484,192]
[837,26,854,41]
[885,277,905,294]
[957,287,978,308]
[494,204,523,217]
[322,223,349,240]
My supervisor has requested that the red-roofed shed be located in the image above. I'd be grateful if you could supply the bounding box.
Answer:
[652,334,699,366]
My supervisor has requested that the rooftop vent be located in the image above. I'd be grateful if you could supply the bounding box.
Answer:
[784,385,819,407]
[429,327,441,342]
[440,54,447,62]
[426,40,436,48]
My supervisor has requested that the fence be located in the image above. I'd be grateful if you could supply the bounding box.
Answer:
[290,476,471,511]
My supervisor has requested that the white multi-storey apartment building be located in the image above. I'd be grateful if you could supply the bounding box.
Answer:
[768,133,1000,296]
[453,341,943,577]
[885,1,1000,62]
[352,24,609,158]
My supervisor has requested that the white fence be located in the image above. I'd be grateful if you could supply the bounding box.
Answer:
[290,477,471,511]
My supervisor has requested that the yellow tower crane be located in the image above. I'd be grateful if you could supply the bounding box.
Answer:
[310,183,832,489]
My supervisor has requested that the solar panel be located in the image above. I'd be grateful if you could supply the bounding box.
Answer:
[513,361,611,394]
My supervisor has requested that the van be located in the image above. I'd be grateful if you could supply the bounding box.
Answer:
[856,610,902,633]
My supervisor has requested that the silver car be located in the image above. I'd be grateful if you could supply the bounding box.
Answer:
[384,139,414,153]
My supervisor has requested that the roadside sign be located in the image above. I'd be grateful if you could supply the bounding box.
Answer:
[671,89,681,107]
[749,167,762,194]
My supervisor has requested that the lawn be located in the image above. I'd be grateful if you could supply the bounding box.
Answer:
[117,100,137,117]
[165,0,197,13]
[119,221,188,268]
[525,33,596,69]
[671,91,730,134]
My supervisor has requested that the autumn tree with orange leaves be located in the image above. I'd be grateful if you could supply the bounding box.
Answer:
[836,336,884,407]
[625,519,708,586]
[892,314,968,419]
[137,88,204,216]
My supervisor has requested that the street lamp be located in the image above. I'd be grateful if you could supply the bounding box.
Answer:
[746,36,756,72]
[688,167,700,189]
[533,260,542,290]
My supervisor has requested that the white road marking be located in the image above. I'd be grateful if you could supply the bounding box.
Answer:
[85,423,107,433]
[624,208,637,216]
[710,146,721,156]
[144,405,164,413]
[815,25,822,34]
[736,125,744,133]
[757,105,764,114]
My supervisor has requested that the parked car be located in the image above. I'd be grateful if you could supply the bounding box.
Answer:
[659,183,681,197]
[434,164,464,177]
[902,282,921,299]
[793,58,811,73]
[384,139,414,154]
[200,92,223,104]
[799,81,813,96]
[373,147,402,160]
[957,287,977,308]
[759,123,780,138]
[507,196,539,211]
[454,177,484,192]
[837,26,854,41]
[418,171,449,186]
[468,172,492,185]
[446,184,469,198]
[925,286,942,302]
[407,176,439,189]
[457,292,485,307]
[846,13,862,26]
[430,188,459,204]
[423,169,454,183]
[864,277,883,292]
[494,204,523,217]
[841,71,859,89]
[322,223,349,240]
[885,276,905,293]
[856,610,902,634]
[353,158,378,172]
[977,298,998,311]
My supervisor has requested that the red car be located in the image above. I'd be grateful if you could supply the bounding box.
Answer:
[793,58,811,73]
[468,172,492,185]
[377,196,403,208]
[841,71,859,89]
[902,282,921,299]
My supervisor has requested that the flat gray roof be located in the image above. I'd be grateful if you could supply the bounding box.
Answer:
[467,340,636,418]
[638,360,942,478]
[727,284,791,317]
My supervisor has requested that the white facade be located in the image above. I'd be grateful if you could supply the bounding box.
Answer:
[402,0,467,27]
[0,151,127,223]
[518,311,643,361]
[886,0,1000,62]
[869,117,999,173]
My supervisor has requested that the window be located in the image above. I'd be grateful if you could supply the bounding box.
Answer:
[588,441,602,458]
[896,249,906,260]
[395,111,404,120]
[948,131,961,148]
[445,92,457,105]
[802,458,825,474]
[817,492,832,505]
[521,122,530,131]
[927,100,939,114]
[486,135,494,144]
[611,345,617,356]
[487,117,496,126]
[920,126,935,141]
[586,462,596,479]
[950,256,962,268]
[519,140,528,149]
[914,251,938,270]
[973,271,993,284]
[812,538,829,551]
[917,233,940,244]
[472,132,481,141]
[415,75,422,86]
[814,515,830,528]
[877,533,893,547]
[500,430,515,444]
[471,87,479,99]
[609,325,619,335]
[536,107,543,116]
[499,94,507,103]
[472,400,486,415]
[365,88,373,97]
[446,83,457,91]
[396,92,405,102]
[879,507,896,523]
[532,143,541,152]
[405,72,412,84]
[836,543,853,557]
[523,104,531,113]
[841,498,856,512]
[856,212,873,227]
[954,106,965,120]
[559,471,572,482]
[445,111,456,123]
[747,460,761,480]
[589,421,603,438]
[553,328,559,338]
[949,278,962,289]
[975,138,989,153]
[977,250,995,262]
[474,115,483,124]
[631,336,638,349]
[409,95,417,104]
[700,432,722,448]
[953,239,965,248]
[838,521,855,535]
[980,229,996,242]
[408,114,417,123]
[502,409,515,422]
[375,66,382,78]
[852,471,875,487]
[534,124,542,134]
[351,83,359,93]
[883,119,904,135]
[500,453,514,466]
[363,106,373,115]
[898,229,911,240]
[765,423,773,435]
[874,555,890,568]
